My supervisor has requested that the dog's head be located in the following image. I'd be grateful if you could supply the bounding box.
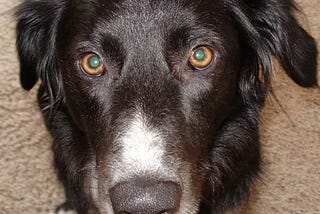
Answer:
[16,0,317,213]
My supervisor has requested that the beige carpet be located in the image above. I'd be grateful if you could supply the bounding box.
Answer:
[0,0,319,213]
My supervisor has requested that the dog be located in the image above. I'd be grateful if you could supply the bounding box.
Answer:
[16,0,317,213]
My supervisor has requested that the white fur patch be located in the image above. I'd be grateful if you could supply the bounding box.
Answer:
[106,112,197,214]
[118,112,165,176]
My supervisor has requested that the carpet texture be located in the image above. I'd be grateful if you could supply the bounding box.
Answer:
[0,0,319,213]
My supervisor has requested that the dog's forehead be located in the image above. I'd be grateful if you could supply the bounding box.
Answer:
[100,0,226,27]
[64,0,228,39]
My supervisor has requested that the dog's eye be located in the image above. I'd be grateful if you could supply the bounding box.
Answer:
[80,53,105,76]
[189,46,214,70]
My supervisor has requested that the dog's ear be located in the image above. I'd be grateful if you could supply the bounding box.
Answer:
[230,0,318,91]
[16,0,63,95]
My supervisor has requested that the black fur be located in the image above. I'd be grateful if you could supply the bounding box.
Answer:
[16,0,317,213]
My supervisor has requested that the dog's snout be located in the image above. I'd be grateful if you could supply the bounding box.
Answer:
[110,180,181,214]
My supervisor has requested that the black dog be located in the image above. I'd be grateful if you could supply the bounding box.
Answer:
[16,0,317,213]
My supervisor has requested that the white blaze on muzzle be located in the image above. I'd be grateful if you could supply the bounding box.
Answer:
[101,111,200,214]
[118,112,166,177]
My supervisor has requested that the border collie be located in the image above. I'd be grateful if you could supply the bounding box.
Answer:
[16,0,317,213]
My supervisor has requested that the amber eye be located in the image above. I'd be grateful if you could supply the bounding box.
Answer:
[80,53,105,76]
[189,46,214,70]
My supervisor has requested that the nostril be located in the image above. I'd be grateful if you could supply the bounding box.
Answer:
[110,180,181,214]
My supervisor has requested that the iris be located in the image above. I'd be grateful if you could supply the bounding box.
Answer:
[80,53,105,76]
[189,46,214,69]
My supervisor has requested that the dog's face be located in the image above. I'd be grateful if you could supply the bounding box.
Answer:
[16,0,317,213]
[58,0,241,212]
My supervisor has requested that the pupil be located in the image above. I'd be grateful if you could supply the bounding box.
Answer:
[88,55,100,68]
[194,49,206,61]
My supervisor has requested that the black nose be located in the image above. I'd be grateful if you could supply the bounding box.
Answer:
[109,180,181,214]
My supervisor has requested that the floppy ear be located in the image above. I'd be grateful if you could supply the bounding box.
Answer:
[230,0,318,93]
[16,0,63,103]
